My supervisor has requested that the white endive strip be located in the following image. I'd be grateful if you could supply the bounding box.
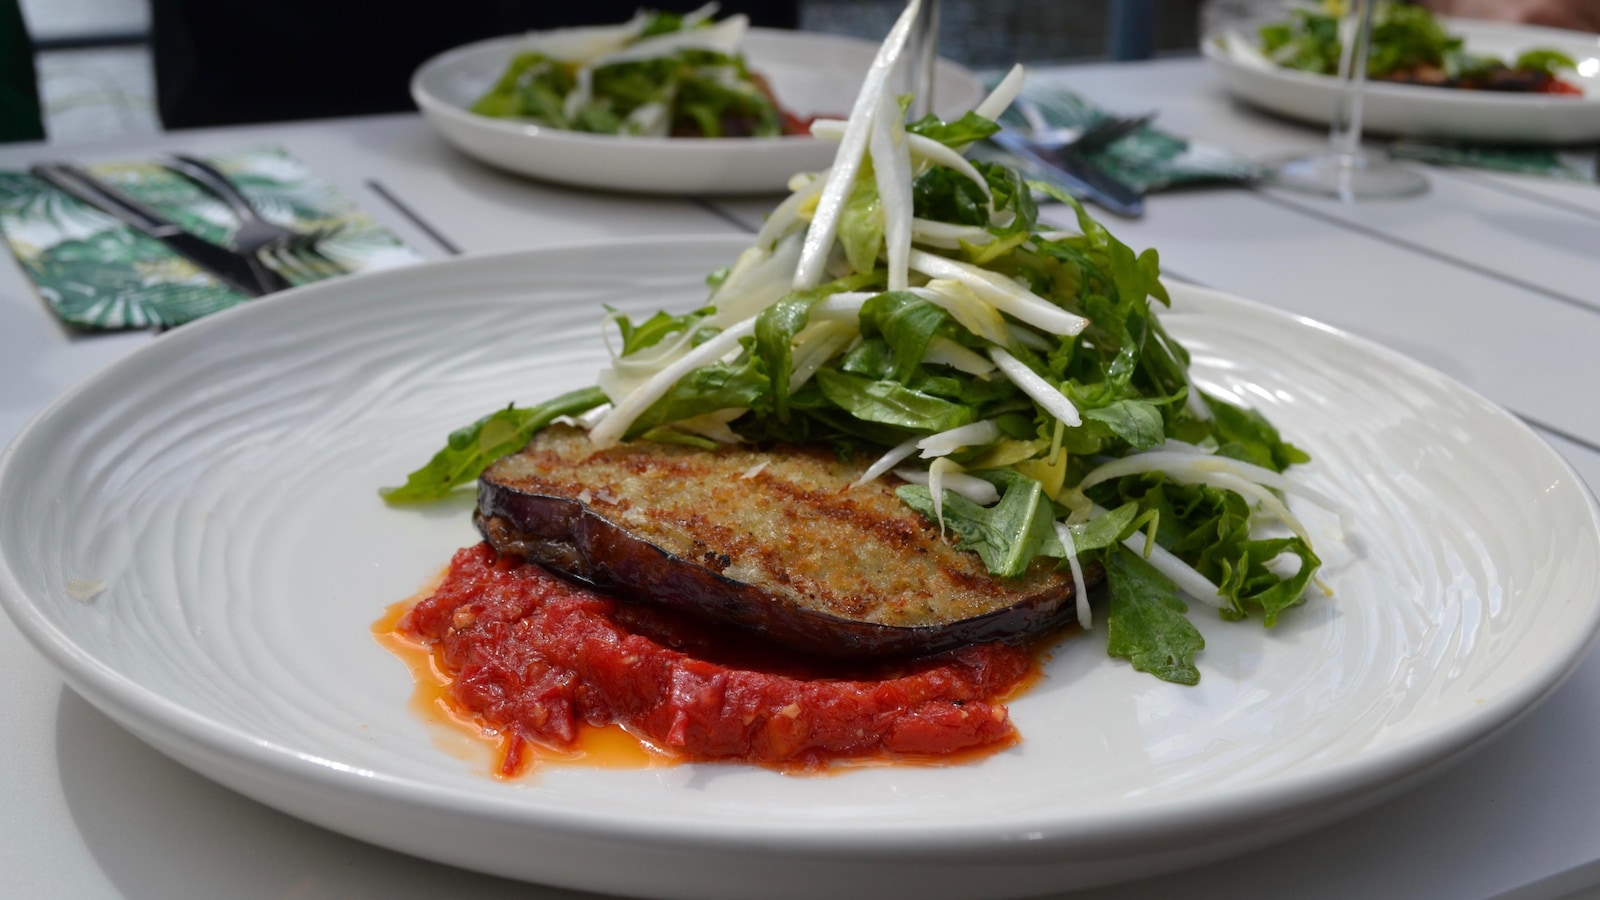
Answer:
[587,13,747,66]
[893,465,1000,505]
[682,2,719,27]
[1053,522,1091,629]
[912,280,1013,348]
[1006,322,1053,352]
[917,419,1000,458]
[870,89,914,291]
[623,101,669,137]
[909,249,1088,336]
[672,408,745,444]
[1076,451,1349,525]
[910,217,995,249]
[755,174,825,250]
[793,0,921,289]
[816,119,993,201]
[855,438,920,487]
[906,133,992,199]
[808,292,874,321]
[521,11,650,63]
[924,336,995,375]
[1194,471,1313,545]
[588,317,758,447]
[563,16,747,120]
[787,320,856,394]
[1123,526,1226,608]
[988,346,1082,427]
[709,231,804,327]
[973,64,1026,123]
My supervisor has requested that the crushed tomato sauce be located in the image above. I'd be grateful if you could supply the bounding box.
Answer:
[393,543,1037,773]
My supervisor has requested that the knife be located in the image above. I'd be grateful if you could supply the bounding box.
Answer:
[29,162,291,297]
[989,131,1146,219]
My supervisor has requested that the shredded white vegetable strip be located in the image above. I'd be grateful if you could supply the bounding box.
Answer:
[808,292,874,320]
[588,317,758,447]
[893,465,999,505]
[787,320,855,394]
[815,118,994,202]
[910,218,995,249]
[914,281,1014,348]
[870,89,915,292]
[973,64,1026,125]
[855,438,920,487]
[1077,450,1350,528]
[924,336,994,375]
[1122,524,1226,608]
[793,0,921,289]
[908,249,1088,336]
[708,231,804,327]
[755,175,824,251]
[917,420,1000,458]
[1053,522,1091,629]
[988,346,1082,427]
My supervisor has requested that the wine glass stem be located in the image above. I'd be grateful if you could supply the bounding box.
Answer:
[905,0,940,119]
[1330,0,1377,160]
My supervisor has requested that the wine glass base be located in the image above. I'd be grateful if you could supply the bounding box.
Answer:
[1267,152,1429,201]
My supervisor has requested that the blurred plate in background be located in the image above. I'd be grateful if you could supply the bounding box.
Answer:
[411,28,986,194]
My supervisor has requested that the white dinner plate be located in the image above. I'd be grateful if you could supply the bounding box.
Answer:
[411,29,985,194]
[3,237,1599,899]
[1204,18,1600,143]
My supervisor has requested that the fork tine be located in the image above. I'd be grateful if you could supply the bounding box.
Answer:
[1078,113,1156,151]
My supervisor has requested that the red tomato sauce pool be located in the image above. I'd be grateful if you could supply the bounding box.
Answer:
[383,543,1040,774]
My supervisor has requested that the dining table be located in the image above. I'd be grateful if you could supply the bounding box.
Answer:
[4,53,1600,900]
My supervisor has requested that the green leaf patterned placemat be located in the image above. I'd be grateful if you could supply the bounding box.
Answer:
[0,145,422,331]
[1388,140,1600,183]
[989,75,1266,195]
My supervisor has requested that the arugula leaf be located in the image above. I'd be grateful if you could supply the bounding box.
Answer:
[859,291,952,382]
[1515,48,1577,75]
[838,168,884,274]
[1082,399,1166,451]
[1066,502,1143,554]
[1204,395,1310,473]
[1105,545,1205,685]
[380,386,608,505]
[896,473,1061,578]
[815,369,976,432]
[626,346,769,438]
[611,308,708,355]
[906,110,1001,147]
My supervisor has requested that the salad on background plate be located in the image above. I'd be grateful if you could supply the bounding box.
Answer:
[470,5,813,138]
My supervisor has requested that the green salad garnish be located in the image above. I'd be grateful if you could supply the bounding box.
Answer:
[394,3,1340,685]
[1258,0,1577,89]
[470,7,794,138]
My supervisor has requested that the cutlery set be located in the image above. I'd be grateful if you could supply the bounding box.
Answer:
[29,158,341,298]
[989,100,1156,218]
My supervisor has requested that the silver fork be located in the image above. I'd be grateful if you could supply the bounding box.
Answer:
[1013,99,1156,153]
[161,154,344,284]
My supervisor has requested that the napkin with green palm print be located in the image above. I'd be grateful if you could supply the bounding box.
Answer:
[988,76,1266,195]
[1387,140,1599,183]
[0,145,421,331]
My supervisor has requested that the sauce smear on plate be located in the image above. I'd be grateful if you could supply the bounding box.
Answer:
[379,543,1039,774]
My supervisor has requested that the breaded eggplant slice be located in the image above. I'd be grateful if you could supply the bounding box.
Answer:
[476,424,1099,658]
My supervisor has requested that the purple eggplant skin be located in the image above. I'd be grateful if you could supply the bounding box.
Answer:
[474,425,1099,659]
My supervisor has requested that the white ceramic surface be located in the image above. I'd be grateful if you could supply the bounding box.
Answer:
[1204,18,1600,143]
[410,29,985,194]
[2,237,1599,900]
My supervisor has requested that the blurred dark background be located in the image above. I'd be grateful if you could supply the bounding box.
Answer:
[10,0,1205,140]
